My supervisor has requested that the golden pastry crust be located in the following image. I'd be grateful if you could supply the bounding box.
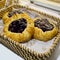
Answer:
[34,18,58,41]
[2,11,29,24]
[2,12,17,24]
[3,13,34,42]
[0,0,6,8]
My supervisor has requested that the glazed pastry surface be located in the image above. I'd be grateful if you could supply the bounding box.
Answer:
[34,18,58,41]
[3,11,34,42]
[2,10,25,24]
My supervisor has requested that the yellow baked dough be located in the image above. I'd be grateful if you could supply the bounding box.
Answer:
[34,18,58,41]
[2,12,17,24]
[3,12,34,42]
[2,10,27,24]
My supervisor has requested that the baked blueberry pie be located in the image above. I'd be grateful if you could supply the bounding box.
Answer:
[3,12,34,42]
[34,18,58,41]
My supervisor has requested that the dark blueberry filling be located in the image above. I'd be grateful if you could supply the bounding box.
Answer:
[8,18,27,33]
[8,10,23,17]
[34,19,54,32]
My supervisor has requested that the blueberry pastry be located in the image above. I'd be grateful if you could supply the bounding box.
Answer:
[0,0,6,8]
[2,10,26,24]
[3,13,34,42]
[34,18,58,41]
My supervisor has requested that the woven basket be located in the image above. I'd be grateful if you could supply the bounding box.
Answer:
[0,4,60,60]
